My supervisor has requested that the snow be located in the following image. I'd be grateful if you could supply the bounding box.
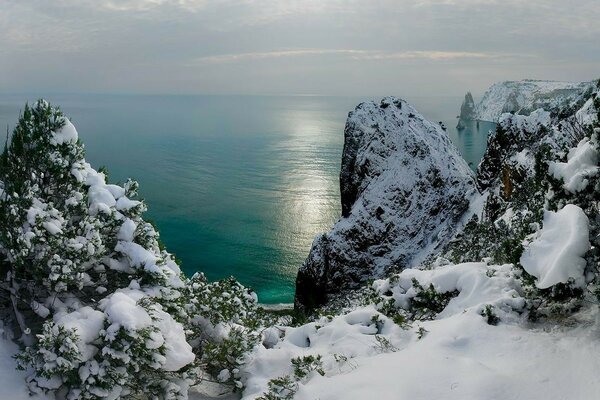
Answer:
[42,220,63,235]
[520,204,590,289]
[88,185,117,213]
[498,109,552,132]
[549,136,599,193]
[100,289,195,371]
[101,290,153,331]
[54,306,106,361]
[115,241,161,274]
[0,331,53,400]
[50,118,78,145]
[153,308,196,371]
[117,219,137,242]
[291,312,600,400]
[576,96,599,126]
[242,261,600,400]
[116,196,141,211]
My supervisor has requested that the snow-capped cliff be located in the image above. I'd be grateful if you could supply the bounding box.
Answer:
[473,79,594,122]
[295,97,477,311]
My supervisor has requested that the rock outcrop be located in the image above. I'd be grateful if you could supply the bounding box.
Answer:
[295,97,477,311]
[473,80,594,122]
[457,92,476,128]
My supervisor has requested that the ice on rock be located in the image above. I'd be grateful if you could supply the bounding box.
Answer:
[520,204,590,289]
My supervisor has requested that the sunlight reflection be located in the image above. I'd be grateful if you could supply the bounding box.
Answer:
[269,108,342,276]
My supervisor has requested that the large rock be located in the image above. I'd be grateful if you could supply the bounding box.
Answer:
[295,97,477,311]
[457,92,476,128]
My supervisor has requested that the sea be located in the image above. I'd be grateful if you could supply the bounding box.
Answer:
[0,93,496,304]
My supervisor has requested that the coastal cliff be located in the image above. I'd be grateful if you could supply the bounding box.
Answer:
[295,97,477,311]
[472,79,594,122]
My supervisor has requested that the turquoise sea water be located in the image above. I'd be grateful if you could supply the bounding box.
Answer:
[0,94,495,303]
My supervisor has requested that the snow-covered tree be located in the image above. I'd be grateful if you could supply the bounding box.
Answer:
[0,100,268,399]
[0,101,197,399]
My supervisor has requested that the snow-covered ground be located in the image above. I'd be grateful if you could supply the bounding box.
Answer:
[241,261,600,400]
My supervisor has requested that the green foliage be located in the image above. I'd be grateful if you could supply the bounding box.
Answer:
[416,326,428,340]
[409,278,459,320]
[256,354,326,400]
[200,327,258,389]
[291,355,325,379]
[256,376,298,400]
[0,100,263,398]
[373,335,398,353]
[184,274,264,390]
[480,304,500,325]
[16,324,81,381]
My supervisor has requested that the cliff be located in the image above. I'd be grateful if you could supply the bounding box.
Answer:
[473,79,594,122]
[295,97,477,311]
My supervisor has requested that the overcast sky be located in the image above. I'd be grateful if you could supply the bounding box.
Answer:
[1,0,598,97]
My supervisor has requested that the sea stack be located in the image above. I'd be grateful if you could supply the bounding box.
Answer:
[295,97,477,312]
[456,91,475,129]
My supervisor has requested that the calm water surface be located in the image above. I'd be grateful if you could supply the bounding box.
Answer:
[0,94,494,303]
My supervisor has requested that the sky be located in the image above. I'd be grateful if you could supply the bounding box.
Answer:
[1,0,598,97]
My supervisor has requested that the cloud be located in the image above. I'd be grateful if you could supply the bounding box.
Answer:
[191,49,518,64]
[0,0,597,95]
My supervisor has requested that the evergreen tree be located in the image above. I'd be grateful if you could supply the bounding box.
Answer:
[0,101,197,398]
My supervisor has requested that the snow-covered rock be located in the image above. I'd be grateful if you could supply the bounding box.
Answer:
[474,80,594,122]
[295,97,477,311]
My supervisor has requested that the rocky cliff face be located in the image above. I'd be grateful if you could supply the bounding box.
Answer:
[474,80,594,122]
[295,97,477,311]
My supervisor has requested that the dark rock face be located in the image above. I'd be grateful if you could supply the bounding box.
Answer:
[457,92,476,128]
[295,97,477,312]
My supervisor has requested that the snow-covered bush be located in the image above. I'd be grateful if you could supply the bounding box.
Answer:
[0,101,263,398]
[184,275,263,389]
[0,100,195,398]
